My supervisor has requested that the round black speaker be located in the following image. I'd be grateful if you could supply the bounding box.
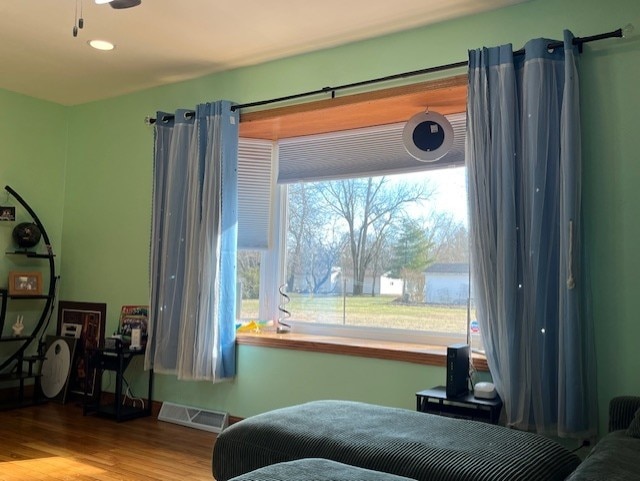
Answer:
[403,111,454,162]
[12,222,42,248]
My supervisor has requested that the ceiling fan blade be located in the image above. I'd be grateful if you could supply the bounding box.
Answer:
[109,0,141,9]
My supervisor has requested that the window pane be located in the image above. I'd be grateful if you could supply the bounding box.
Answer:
[237,250,261,320]
[285,167,472,334]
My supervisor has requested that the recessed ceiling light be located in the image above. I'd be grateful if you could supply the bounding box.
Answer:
[95,0,114,4]
[88,40,115,51]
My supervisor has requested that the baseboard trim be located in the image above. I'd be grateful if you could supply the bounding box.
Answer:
[1,385,245,424]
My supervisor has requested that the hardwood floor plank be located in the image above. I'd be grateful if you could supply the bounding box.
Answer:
[0,402,216,480]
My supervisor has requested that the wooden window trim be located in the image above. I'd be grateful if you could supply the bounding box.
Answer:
[236,331,489,371]
[238,74,467,140]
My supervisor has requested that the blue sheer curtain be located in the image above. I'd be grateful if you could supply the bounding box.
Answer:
[145,101,238,381]
[467,31,597,437]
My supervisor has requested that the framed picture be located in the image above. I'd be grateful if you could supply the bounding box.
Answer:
[119,305,149,348]
[0,206,15,221]
[8,271,43,296]
[56,301,107,399]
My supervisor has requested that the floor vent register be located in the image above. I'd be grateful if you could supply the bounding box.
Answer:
[158,401,229,433]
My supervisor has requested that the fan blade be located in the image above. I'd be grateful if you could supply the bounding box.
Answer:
[109,0,141,9]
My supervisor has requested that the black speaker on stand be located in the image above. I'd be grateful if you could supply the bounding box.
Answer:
[446,343,469,398]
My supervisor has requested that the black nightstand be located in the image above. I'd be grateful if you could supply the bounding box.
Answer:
[83,347,153,421]
[416,385,502,424]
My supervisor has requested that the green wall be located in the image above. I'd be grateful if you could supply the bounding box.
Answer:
[0,89,67,255]
[3,0,637,436]
[0,89,67,354]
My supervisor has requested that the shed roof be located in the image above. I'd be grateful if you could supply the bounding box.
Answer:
[425,263,469,274]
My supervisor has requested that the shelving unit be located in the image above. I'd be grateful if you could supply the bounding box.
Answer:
[0,185,57,409]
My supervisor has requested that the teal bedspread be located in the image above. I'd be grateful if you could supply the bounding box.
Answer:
[227,458,418,481]
[212,400,580,481]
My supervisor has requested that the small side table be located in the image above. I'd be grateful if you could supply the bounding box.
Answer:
[83,347,153,422]
[416,385,502,424]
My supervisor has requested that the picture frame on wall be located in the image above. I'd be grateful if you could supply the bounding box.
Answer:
[0,206,16,221]
[56,301,107,399]
[8,271,43,296]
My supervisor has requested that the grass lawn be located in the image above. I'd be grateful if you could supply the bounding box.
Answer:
[240,294,472,333]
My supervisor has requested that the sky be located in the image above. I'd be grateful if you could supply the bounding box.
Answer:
[397,165,468,226]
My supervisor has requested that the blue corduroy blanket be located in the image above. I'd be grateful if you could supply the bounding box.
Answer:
[212,400,580,481]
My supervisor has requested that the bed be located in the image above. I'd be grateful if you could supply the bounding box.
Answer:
[212,400,581,481]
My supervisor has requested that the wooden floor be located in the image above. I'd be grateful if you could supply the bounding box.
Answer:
[0,401,216,481]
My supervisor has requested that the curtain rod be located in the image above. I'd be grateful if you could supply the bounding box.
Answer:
[146,27,624,125]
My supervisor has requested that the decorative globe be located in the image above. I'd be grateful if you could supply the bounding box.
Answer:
[12,222,42,248]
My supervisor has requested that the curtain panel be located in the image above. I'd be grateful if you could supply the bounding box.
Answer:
[146,101,239,382]
[466,31,597,438]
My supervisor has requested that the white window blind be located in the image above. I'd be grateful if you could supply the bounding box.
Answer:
[238,138,274,249]
[277,112,466,184]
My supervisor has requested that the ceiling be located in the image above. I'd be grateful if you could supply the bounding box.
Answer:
[0,0,526,106]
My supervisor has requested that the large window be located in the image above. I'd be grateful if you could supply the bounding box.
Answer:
[237,110,477,345]
[285,167,470,336]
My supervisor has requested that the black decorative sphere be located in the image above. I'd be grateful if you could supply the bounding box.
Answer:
[12,222,42,248]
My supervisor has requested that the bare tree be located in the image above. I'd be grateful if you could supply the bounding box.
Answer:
[287,184,346,293]
[316,177,432,295]
[427,212,469,263]
[302,227,345,294]
[237,251,261,299]
[287,183,315,290]
[369,231,393,297]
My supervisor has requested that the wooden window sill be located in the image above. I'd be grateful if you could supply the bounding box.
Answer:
[236,331,488,371]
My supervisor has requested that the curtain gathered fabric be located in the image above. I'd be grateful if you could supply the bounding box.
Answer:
[466,31,597,437]
[145,101,239,382]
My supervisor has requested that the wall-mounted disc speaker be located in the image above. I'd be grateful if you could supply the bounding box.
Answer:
[402,111,454,162]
